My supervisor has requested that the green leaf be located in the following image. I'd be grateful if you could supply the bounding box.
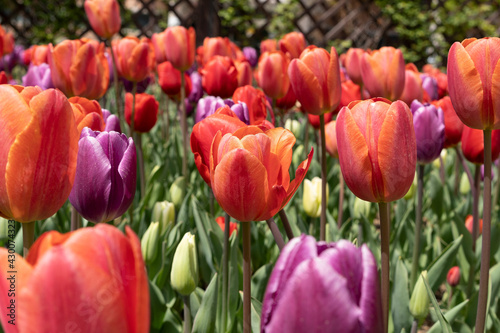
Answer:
[192,273,219,333]
[489,262,500,308]
[251,263,273,301]
[422,273,453,333]
[427,299,469,333]
[238,292,263,333]
[427,235,463,290]
[227,232,241,332]
[392,258,412,333]
[149,279,167,329]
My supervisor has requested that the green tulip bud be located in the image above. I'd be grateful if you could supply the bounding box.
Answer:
[0,217,9,241]
[152,201,175,236]
[171,232,199,295]
[285,119,301,138]
[170,176,186,209]
[141,222,160,264]
[352,197,371,219]
[303,177,328,218]
[432,150,447,170]
[292,144,305,167]
[409,271,430,320]
[459,172,471,195]
[404,173,418,200]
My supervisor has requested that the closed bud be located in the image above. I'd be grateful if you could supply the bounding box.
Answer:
[459,172,471,195]
[432,150,447,170]
[404,174,418,200]
[170,177,186,209]
[152,201,175,236]
[303,177,328,218]
[0,217,8,241]
[409,271,430,320]
[285,119,301,139]
[141,222,160,264]
[447,266,460,287]
[352,197,371,219]
[292,144,305,168]
[171,232,199,295]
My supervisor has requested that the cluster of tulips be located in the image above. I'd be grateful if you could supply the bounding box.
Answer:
[1,0,500,332]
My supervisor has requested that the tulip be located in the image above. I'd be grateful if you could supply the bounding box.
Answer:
[284,119,301,138]
[124,92,159,133]
[195,96,247,124]
[113,36,155,83]
[461,126,500,164]
[0,85,79,222]
[171,232,199,295]
[196,37,233,67]
[421,73,439,102]
[158,61,192,100]
[255,51,290,99]
[151,200,175,235]
[191,106,247,185]
[447,266,460,287]
[288,46,341,115]
[336,98,417,203]
[69,96,105,133]
[261,235,382,332]
[411,100,445,164]
[353,197,372,219]
[102,109,122,133]
[141,221,160,264]
[242,46,258,67]
[215,216,238,236]
[409,271,430,320]
[235,59,253,87]
[121,74,153,93]
[186,71,203,105]
[303,177,328,218]
[22,63,54,90]
[465,214,483,235]
[210,126,313,222]
[344,48,365,85]
[25,44,49,66]
[170,176,186,209]
[0,45,24,72]
[232,85,269,125]
[0,224,149,333]
[200,55,238,98]
[260,39,278,54]
[325,120,339,158]
[158,26,196,72]
[400,63,424,106]
[431,96,463,148]
[0,26,14,57]
[84,0,121,39]
[48,39,109,100]
[278,31,306,60]
[423,64,448,98]
[361,46,405,100]
[447,37,500,130]
[276,85,297,111]
[0,71,7,84]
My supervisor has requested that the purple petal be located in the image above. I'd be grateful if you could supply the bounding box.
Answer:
[116,136,137,218]
[22,63,55,90]
[243,46,258,67]
[104,114,122,133]
[359,244,383,333]
[412,103,445,164]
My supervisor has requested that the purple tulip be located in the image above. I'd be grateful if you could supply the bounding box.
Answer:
[243,46,258,67]
[261,235,382,333]
[102,109,122,133]
[0,45,25,72]
[187,71,203,103]
[411,100,445,164]
[230,101,249,124]
[195,96,231,123]
[69,128,136,223]
[22,63,54,90]
[420,74,438,101]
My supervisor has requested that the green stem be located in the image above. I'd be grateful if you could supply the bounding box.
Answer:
[304,121,310,159]
[378,202,390,333]
[493,159,500,212]
[266,218,285,250]
[467,166,481,297]
[163,95,170,143]
[130,81,138,134]
[410,164,425,288]
[70,205,81,231]
[278,209,294,240]
[221,213,230,332]
[454,152,460,196]
[136,133,146,199]
[475,129,492,333]
[108,41,124,134]
[242,222,251,333]
[455,146,474,196]
[180,72,188,183]
[338,168,345,229]
[23,221,36,257]
[439,155,445,185]
[183,295,192,333]
[319,114,327,241]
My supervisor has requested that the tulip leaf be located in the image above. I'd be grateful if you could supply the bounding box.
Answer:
[251,263,273,301]
[162,308,183,332]
[427,299,468,333]
[193,273,218,333]
[426,235,463,290]
[489,262,500,308]
[392,257,412,333]
[451,214,474,265]
[149,279,167,329]
[238,291,263,333]
[191,196,216,283]
[227,232,241,332]
[422,273,453,333]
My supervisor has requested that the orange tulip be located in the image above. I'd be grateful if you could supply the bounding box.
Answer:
[361,46,405,100]
[196,37,233,67]
[255,51,290,99]
[157,61,192,100]
[24,45,49,66]
[0,224,149,333]
[216,216,238,235]
[125,92,159,133]
[461,125,500,164]
[336,98,417,203]
[200,55,238,98]
[448,37,500,130]
[278,32,306,59]
[69,96,105,133]
[113,36,155,83]
[48,39,109,100]
[288,46,342,115]
[0,26,14,57]
[431,96,464,148]
[465,214,483,235]
[260,39,278,54]
[344,48,365,85]
[325,120,339,158]
[400,63,423,106]
[84,0,121,39]
[235,59,253,87]
[0,85,79,222]
[153,26,195,71]
[233,85,270,125]
[210,126,313,222]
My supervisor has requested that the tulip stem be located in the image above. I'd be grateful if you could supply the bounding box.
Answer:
[242,221,251,333]
[70,205,81,231]
[439,155,445,185]
[221,213,230,332]
[338,169,345,229]
[410,164,425,289]
[180,72,188,184]
[454,153,460,196]
[410,319,418,333]
[130,81,137,134]
[266,218,285,251]
[108,41,124,134]
[22,221,36,257]
[183,295,192,333]
[493,160,500,213]
[467,164,481,298]
[319,114,327,242]
[278,209,294,240]
[378,202,390,333]
[136,133,146,199]
[475,129,492,333]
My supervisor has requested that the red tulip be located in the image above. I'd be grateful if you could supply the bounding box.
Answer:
[0,26,14,57]
[125,92,159,133]
[0,71,7,84]
[276,85,297,111]
[308,112,333,130]
[338,80,361,111]
[255,51,290,99]
[235,59,253,87]
[260,39,278,54]
[69,96,105,133]
[278,32,306,59]
[200,55,238,98]
[84,0,121,39]
[153,26,195,71]
[399,63,423,106]
[431,96,464,148]
[465,214,483,235]
[196,37,233,67]
[288,46,341,115]
[0,85,79,222]
[215,216,238,235]
[448,37,500,130]
[191,106,247,185]
[233,85,270,125]
[48,39,109,99]
[210,126,313,222]
[113,36,155,82]
[158,61,192,100]
[447,266,460,287]
[461,125,500,164]
[361,47,405,100]
[344,48,365,85]
[0,224,149,333]
[336,98,417,202]
[25,45,49,66]
[325,120,339,158]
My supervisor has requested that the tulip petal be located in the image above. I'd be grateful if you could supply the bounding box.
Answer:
[26,230,72,265]
[359,244,384,333]
[266,127,295,188]
[289,59,324,115]
[116,137,137,220]
[281,148,314,209]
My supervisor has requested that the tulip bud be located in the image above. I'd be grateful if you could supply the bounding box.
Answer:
[447,266,460,287]
[409,271,430,320]
[171,232,199,295]
[459,172,471,195]
[432,150,447,170]
[141,222,160,264]
[170,177,186,209]
[404,174,418,200]
[292,144,305,167]
[0,217,8,242]
[465,214,483,235]
[285,119,301,138]
[352,197,371,219]
[303,177,327,218]
[152,201,175,236]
